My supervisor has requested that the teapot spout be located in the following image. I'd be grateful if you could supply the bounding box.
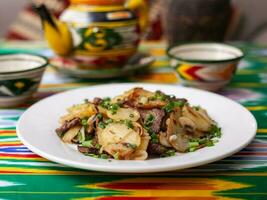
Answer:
[34,4,73,56]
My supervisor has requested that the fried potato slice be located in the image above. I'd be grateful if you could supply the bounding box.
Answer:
[98,123,141,159]
[107,108,140,122]
[60,103,97,123]
[62,126,81,143]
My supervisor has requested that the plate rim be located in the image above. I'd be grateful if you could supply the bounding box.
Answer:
[16,83,258,173]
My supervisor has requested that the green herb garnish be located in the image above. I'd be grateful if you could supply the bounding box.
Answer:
[78,127,86,143]
[193,105,201,111]
[81,118,88,126]
[109,103,120,115]
[96,113,103,120]
[105,118,113,125]
[209,125,222,138]
[189,147,197,152]
[153,91,167,101]
[151,133,159,144]
[113,152,119,160]
[98,122,106,129]
[81,140,93,147]
[129,113,134,118]
[163,100,185,113]
[100,97,111,109]
[100,154,109,159]
[128,143,137,149]
[163,149,176,157]
[189,141,199,148]
[145,114,155,127]
[125,119,134,129]
[95,144,101,149]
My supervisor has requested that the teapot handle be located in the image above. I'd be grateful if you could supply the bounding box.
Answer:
[125,0,148,32]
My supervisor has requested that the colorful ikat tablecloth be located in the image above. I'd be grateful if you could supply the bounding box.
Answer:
[0,41,267,200]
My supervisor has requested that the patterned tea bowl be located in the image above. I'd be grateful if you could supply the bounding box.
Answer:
[0,54,48,107]
[167,43,244,91]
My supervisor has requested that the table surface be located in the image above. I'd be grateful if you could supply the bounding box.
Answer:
[0,41,267,200]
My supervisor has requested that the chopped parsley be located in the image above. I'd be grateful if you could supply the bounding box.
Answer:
[193,105,201,111]
[100,154,109,159]
[96,113,103,120]
[81,140,93,147]
[129,113,134,118]
[151,133,159,144]
[98,121,106,129]
[77,127,86,143]
[81,118,88,126]
[105,118,113,125]
[209,124,222,138]
[100,97,111,109]
[150,91,167,101]
[163,149,176,157]
[125,119,134,129]
[189,141,199,148]
[100,97,120,114]
[145,114,155,128]
[113,152,119,160]
[109,103,120,115]
[163,100,185,113]
[95,143,101,149]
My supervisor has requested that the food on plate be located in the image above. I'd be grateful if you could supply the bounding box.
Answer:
[56,88,222,160]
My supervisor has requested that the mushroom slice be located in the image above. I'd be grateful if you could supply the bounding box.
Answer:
[182,106,214,132]
[126,150,148,160]
[166,107,190,152]
[159,132,172,147]
[62,126,81,143]
[107,108,140,122]
[178,116,196,133]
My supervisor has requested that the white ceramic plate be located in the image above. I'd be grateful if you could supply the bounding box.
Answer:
[17,83,257,173]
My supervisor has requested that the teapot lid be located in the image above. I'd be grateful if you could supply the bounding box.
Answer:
[70,0,126,5]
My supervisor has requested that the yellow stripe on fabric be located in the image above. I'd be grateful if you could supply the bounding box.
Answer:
[80,178,249,199]
[0,133,17,137]
[151,60,169,68]
[40,83,95,89]
[75,47,136,56]
[257,129,267,133]
[83,20,137,28]
[237,69,267,75]
[0,141,21,145]
[5,172,267,176]
[231,83,267,88]
[0,167,79,174]
[149,48,166,56]
[246,106,267,111]
[70,5,126,12]
[0,157,46,161]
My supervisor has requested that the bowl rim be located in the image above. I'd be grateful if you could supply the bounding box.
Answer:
[0,53,48,75]
[167,42,244,64]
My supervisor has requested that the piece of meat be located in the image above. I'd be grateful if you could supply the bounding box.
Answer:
[93,97,102,105]
[56,117,80,136]
[78,146,99,155]
[139,108,165,133]
[147,142,167,155]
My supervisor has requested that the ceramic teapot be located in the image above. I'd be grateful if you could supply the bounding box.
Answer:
[35,0,148,69]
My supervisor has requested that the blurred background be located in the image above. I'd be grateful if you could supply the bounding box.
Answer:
[1,0,267,43]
